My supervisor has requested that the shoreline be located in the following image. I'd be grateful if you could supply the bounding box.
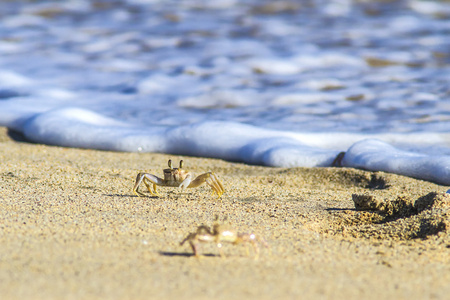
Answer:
[1,127,450,299]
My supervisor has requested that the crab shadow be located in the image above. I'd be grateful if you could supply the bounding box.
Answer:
[103,194,159,199]
[158,251,218,258]
[325,207,357,212]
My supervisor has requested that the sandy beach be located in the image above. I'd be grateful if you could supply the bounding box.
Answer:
[1,126,449,299]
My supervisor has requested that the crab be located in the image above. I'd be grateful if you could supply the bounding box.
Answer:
[133,159,224,198]
[180,219,268,258]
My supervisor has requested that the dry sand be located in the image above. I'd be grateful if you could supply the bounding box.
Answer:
[1,126,450,300]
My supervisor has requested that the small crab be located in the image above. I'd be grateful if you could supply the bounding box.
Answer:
[133,159,224,198]
[180,219,268,258]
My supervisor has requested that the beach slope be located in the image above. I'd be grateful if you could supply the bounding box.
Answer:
[1,127,449,300]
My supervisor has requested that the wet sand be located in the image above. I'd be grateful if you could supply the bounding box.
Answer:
[1,126,450,300]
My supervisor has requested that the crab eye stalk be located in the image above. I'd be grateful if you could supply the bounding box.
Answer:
[168,159,173,169]
[179,160,184,169]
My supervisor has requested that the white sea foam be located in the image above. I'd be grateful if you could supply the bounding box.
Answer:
[1,0,450,185]
[342,139,450,185]
[15,107,340,166]
[3,99,450,183]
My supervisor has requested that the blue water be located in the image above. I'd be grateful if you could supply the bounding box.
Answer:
[1,0,450,184]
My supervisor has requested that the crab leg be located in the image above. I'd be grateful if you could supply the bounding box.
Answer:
[187,172,225,198]
[133,173,163,197]
[207,172,225,197]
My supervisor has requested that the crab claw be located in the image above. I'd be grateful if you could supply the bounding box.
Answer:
[180,174,192,190]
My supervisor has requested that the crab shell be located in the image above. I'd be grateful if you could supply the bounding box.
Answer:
[163,167,189,182]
